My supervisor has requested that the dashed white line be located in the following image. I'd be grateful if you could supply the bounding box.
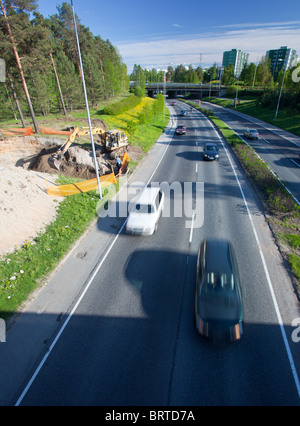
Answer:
[199,109,300,399]
[290,159,300,168]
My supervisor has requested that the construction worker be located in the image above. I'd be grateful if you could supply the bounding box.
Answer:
[116,156,122,172]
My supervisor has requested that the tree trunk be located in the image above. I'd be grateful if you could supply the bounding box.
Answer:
[49,52,67,115]
[6,69,26,127]
[0,0,39,133]
[99,51,106,98]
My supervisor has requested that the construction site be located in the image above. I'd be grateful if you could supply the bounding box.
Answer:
[0,118,143,256]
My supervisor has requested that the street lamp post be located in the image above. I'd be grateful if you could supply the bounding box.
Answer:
[70,0,102,199]
[275,67,287,121]
[235,72,240,108]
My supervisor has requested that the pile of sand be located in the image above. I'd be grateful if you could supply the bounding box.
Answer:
[0,137,62,256]
[0,134,144,257]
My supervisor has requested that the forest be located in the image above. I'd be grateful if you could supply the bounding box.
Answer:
[0,0,129,129]
[130,58,300,89]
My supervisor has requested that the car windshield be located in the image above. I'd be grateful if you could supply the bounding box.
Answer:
[206,145,218,151]
[250,130,257,134]
[133,203,154,214]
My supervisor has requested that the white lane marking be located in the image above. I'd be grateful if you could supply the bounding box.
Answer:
[189,211,195,244]
[290,159,300,168]
[201,112,300,400]
[15,111,177,406]
[206,101,300,148]
[229,124,300,206]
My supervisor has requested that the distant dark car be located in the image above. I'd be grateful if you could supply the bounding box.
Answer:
[203,143,220,161]
[176,125,186,135]
[195,239,244,344]
[171,101,177,106]
[244,128,259,140]
[180,110,186,116]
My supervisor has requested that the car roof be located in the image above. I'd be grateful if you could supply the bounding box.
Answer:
[135,186,161,205]
[204,143,218,148]
[203,239,234,275]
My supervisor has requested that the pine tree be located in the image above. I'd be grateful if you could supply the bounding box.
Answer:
[0,0,39,131]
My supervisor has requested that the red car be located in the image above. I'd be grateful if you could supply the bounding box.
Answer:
[176,125,186,135]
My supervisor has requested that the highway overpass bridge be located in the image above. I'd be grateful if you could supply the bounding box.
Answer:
[130,82,227,99]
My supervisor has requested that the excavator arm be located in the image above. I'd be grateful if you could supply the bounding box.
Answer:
[48,126,105,170]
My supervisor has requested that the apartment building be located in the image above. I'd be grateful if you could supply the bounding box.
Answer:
[222,49,249,76]
[266,46,297,78]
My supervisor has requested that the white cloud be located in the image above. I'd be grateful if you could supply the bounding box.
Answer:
[117,22,300,72]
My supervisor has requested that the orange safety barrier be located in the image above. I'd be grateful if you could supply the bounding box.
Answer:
[116,152,130,177]
[0,126,73,137]
[38,126,73,135]
[47,172,118,197]
[0,127,34,136]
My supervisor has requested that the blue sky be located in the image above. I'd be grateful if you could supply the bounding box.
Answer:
[36,0,300,73]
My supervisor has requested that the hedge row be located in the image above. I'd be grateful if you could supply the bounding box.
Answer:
[102,95,143,115]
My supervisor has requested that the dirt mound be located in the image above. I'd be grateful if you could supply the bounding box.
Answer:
[0,132,145,256]
[29,144,100,180]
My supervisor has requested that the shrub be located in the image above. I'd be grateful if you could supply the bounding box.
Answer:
[103,95,142,115]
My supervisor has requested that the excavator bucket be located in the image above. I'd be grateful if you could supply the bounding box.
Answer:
[48,154,62,170]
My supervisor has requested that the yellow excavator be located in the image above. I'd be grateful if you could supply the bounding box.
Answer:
[48,126,128,170]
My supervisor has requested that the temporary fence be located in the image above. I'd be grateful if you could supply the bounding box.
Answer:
[0,126,72,137]
[47,152,130,197]
[47,172,118,197]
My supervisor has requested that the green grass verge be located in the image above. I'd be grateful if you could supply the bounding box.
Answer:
[202,97,300,137]
[0,96,168,319]
[279,233,300,249]
[0,177,103,319]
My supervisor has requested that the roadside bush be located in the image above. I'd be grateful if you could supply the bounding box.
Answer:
[102,95,142,115]
[260,89,300,111]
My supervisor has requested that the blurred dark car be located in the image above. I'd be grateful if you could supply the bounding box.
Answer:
[176,125,186,135]
[195,239,244,344]
[171,101,177,106]
[244,128,259,140]
[180,110,186,116]
[203,143,220,161]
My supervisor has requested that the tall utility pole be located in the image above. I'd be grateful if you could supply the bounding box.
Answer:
[70,0,102,199]
[0,0,39,133]
[252,57,259,89]
[275,67,287,121]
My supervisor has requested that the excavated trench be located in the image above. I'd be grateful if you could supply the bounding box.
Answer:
[29,143,105,179]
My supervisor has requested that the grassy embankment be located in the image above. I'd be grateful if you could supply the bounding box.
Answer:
[202,96,300,137]
[0,95,169,319]
[186,99,300,298]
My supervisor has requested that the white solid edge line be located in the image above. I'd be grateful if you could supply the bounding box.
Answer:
[203,112,300,399]
[15,110,177,406]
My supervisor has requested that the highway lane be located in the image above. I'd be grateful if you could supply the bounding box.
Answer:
[198,100,300,203]
[13,102,300,405]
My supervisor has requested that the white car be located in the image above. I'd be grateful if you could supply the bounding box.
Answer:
[126,186,164,235]
[244,128,259,140]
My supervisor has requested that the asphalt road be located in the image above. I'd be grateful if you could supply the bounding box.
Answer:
[198,100,300,204]
[1,102,300,406]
